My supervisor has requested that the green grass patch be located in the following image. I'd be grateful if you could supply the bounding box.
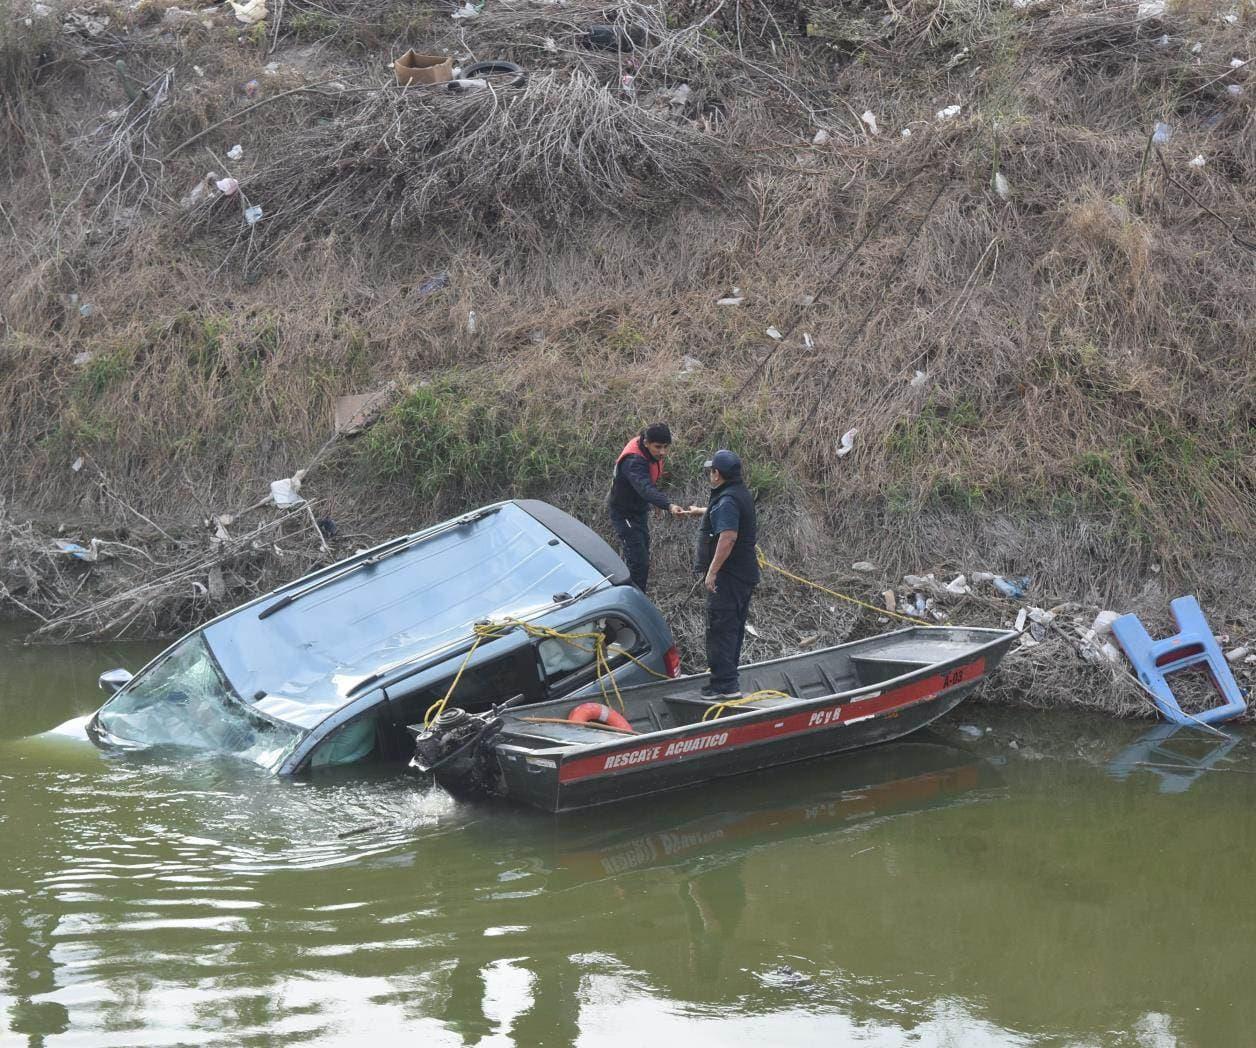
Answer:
[360,379,612,507]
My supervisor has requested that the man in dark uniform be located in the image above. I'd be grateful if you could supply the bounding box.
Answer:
[607,422,686,592]
[696,449,760,700]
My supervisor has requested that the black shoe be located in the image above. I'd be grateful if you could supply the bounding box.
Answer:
[700,685,742,700]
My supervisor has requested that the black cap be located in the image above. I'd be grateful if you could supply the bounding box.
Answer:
[703,449,742,478]
[642,422,672,445]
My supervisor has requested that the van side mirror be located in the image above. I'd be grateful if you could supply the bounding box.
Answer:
[98,668,133,694]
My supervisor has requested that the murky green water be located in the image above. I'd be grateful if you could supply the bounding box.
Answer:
[2,620,1254,1046]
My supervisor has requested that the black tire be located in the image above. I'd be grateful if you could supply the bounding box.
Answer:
[462,61,526,87]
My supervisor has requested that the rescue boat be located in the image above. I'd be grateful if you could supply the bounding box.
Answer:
[409,625,1018,812]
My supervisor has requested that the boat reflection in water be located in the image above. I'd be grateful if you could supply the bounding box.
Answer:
[542,740,1004,883]
[433,737,1005,1040]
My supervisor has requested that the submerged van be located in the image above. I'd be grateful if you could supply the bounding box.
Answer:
[88,500,680,773]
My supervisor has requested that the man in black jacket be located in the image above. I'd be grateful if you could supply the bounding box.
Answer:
[608,422,686,592]
[696,449,760,700]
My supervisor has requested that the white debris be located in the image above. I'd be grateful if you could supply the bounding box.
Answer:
[1014,608,1028,632]
[900,128,912,138]
[945,574,970,595]
[936,104,962,121]
[1099,642,1121,663]
[971,571,996,584]
[229,0,268,24]
[1190,42,1203,54]
[1027,606,1055,626]
[451,1,479,18]
[216,177,239,195]
[1226,84,1244,96]
[243,205,263,225]
[813,129,831,146]
[31,2,51,15]
[716,296,744,306]
[670,84,692,108]
[745,623,760,638]
[766,326,783,340]
[910,369,928,388]
[180,172,219,209]
[860,110,879,135]
[1188,155,1207,167]
[543,36,557,52]
[1226,646,1250,663]
[270,471,306,507]
[993,171,1011,200]
[73,352,94,366]
[852,561,876,572]
[1232,57,1248,68]
[1151,121,1172,145]
[1156,34,1170,48]
[1136,0,1165,17]
[803,334,814,350]
[678,354,703,375]
[227,144,244,160]
[1091,610,1121,637]
[835,428,858,458]
[467,310,478,334]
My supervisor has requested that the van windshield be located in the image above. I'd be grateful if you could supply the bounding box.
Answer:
[94,633,302,771]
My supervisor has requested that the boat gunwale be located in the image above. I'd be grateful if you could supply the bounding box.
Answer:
[494,626,1017,761]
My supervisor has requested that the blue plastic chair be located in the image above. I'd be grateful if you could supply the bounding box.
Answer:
[1111,595,1247,726]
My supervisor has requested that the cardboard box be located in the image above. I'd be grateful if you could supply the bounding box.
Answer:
[393,50,453,86]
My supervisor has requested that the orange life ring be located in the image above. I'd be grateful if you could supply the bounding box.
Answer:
[567,702,633,732]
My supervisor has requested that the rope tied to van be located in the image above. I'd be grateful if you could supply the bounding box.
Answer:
[422,616,672,728]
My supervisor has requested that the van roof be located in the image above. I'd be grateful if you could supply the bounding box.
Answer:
[202,501,629,729]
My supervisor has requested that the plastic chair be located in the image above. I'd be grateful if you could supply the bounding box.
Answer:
[1111,595,1246,726]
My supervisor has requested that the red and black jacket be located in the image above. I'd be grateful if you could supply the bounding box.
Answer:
[608,437,670,515]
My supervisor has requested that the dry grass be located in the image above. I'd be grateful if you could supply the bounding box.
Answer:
[0,0,1253,714]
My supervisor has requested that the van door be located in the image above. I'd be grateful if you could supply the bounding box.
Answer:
[384,637,547,730]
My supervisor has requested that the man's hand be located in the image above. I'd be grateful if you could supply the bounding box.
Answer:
[685,505,705,516]
[705,569,718,593]
[668,503,685,517]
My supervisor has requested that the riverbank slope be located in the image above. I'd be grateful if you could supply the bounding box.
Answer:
[2,0,1253,715]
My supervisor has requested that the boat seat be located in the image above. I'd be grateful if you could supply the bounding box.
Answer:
[850,654,932,687]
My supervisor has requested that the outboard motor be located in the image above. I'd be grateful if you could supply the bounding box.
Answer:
[410,708,501,797]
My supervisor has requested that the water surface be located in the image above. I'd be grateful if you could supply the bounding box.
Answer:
[2,620,1253,1046]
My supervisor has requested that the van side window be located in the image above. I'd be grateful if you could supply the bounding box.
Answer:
[537,617,644,685]
[309,715,379,768]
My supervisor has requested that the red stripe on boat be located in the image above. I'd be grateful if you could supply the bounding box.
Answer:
[557,658,986,783]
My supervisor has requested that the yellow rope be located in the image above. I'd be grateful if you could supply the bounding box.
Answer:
[423,620,511,727]
[424,615,670,728]
[755,547,936,628]
[702,689,792,722]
